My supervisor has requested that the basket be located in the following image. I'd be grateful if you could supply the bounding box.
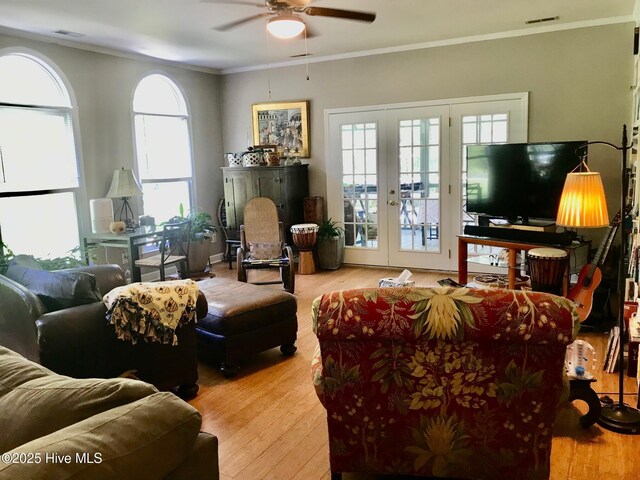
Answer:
[242,152,262,166]
[226,153,242,167]
[265,151,280,166]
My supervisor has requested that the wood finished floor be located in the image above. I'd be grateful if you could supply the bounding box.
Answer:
[189,263,640,480]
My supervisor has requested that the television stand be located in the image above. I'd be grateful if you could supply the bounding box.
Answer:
[458,234,590,294]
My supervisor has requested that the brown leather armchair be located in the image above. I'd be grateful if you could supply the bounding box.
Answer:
[0,264,207,397]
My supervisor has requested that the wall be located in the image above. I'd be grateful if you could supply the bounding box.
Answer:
[221,23,635,245]
[0,33,225,255]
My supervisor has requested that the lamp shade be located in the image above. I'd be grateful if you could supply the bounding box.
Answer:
[556,172,609,228]
[266,15,305,39]
[106,168,143,198]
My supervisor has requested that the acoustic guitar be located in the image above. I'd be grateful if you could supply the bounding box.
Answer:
[567,209,626,322]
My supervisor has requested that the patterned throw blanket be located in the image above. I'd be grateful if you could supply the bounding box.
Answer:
[103,280,199,345]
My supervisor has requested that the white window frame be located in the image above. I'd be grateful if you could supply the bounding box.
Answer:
[0,47,84,259]
[131,72,195,224]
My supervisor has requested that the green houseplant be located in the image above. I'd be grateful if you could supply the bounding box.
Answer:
[317,218,345,270]
[168,204,217,274]
[0,241,90,276]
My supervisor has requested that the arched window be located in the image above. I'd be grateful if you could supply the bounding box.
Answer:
[133,74,193,223]
[0,52,80,259]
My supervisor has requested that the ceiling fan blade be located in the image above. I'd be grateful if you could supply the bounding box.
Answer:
[213,13,270,31]
[201,0,263,6]
[304,6,376,23]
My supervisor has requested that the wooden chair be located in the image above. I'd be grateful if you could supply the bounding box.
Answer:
[237,197,295,293]
[217,198,240,270]
[134,220,191,281]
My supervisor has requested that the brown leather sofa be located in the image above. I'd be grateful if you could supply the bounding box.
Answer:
[0,262,207,397]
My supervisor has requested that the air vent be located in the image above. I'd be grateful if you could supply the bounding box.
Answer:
[290,53,312,58]
[54,30,86,37]
[525,16,559,25]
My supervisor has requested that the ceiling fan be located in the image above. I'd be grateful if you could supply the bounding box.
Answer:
[203,0,376,39]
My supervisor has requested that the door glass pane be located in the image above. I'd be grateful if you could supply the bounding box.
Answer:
[460,113,510,257]
[397,118,440,252]
[341,123,378,249]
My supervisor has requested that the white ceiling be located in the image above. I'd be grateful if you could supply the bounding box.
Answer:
[0,0,635,73]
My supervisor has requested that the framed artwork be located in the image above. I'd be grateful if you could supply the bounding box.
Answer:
[252,100,310,157]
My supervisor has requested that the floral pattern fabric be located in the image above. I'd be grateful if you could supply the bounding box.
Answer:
[312,287,578,480]
[104,279,199,346]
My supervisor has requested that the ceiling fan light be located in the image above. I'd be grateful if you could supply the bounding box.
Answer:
[266,15,305,39]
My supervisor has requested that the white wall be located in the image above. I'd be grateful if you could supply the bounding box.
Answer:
[0,33,225,254]
[221,23,635,244]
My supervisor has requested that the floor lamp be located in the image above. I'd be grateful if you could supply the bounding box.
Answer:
[557,125,640,434]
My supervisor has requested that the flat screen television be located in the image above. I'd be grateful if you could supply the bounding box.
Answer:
[465,141,586,223]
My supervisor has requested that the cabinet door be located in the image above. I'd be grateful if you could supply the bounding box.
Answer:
[223,170,255,229]
[254,169,283,213]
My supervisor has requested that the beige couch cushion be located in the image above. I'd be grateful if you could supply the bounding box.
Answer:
[0,392,202,479]
[0,347,157,452]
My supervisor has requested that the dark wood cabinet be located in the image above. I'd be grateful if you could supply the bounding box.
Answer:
[222,165,309,244]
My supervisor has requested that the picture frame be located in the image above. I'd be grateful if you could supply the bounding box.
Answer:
[254,144,278,153]
[252,101,310,158]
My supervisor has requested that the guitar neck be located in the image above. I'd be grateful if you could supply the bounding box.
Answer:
[586,224,617,279]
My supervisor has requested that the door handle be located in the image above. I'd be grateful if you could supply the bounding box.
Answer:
[389,200,398,206]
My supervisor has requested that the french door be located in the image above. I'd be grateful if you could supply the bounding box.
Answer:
[325,94,528,271]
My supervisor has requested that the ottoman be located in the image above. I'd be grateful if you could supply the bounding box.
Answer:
[196,277,298,378]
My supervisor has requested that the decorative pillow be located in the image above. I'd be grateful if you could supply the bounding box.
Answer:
[0,346,158,453]
[248,242,283,260]
[5,264,102,312]
[7,254,43,270]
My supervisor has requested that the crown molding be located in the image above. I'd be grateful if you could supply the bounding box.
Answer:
[0,15,633,76]
[222,15,634,74]
[0,25,222,75]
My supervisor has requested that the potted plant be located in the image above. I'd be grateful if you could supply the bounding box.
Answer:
[0,242,92,275]
[317,218,345,270]
[0,240,14,275]
[169,204,217,274]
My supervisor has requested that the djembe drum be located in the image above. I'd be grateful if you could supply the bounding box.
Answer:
[526,247,568,295]
[291,223,319,275]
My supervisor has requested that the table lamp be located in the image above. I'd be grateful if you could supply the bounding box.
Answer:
[106,167,143,231]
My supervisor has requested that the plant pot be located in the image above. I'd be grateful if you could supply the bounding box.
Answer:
[184,240,211,274]
[318,236,345,270]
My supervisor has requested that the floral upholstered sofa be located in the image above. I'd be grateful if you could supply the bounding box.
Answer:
[312,286,578,480]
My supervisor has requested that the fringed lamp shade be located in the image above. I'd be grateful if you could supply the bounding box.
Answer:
[556,172,609,228]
